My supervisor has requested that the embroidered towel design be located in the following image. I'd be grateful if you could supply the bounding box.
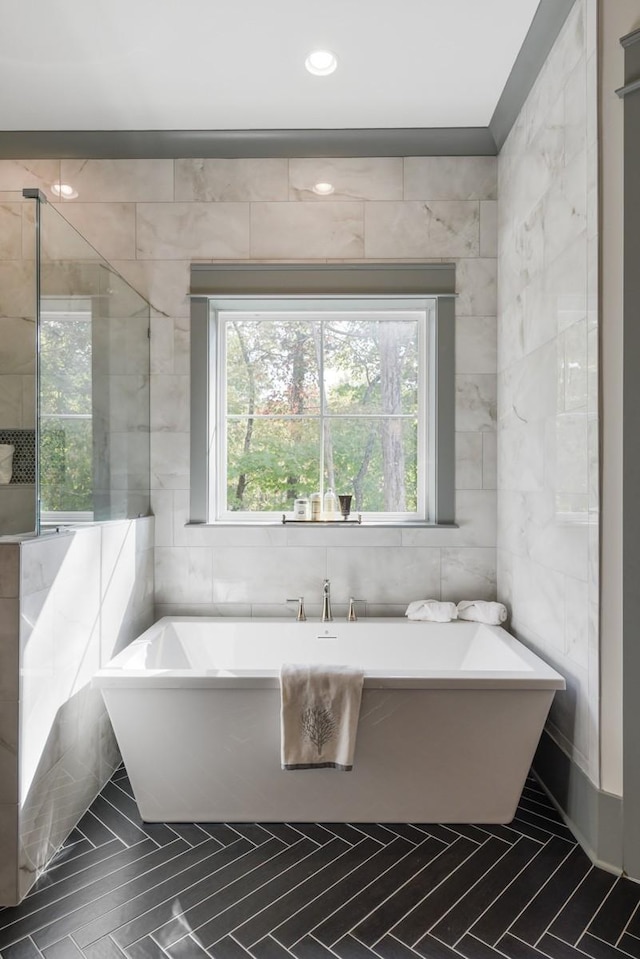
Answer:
[280,663,364,771]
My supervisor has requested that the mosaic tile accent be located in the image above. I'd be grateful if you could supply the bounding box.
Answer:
[0,430,35,484]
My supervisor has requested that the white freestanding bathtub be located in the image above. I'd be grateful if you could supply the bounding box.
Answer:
[93,617,565,824]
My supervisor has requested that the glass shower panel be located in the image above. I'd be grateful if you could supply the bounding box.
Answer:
[0,192,37,535]
[38,201,150,525]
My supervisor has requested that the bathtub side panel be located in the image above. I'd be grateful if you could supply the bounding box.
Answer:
[100,686,556,823]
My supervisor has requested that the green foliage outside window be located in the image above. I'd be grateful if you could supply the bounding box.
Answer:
[40,313,93,514]
[223,312,421,514]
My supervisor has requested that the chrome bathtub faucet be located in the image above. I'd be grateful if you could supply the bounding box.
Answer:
[286,596,306,621]
[321,578,333,622]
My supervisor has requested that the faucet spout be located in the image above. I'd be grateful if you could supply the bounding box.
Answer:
[321,578,333,622]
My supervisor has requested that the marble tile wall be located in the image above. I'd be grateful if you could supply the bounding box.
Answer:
[497,0,599,783]
[0,155,498,615]
[0,187,37,536]
[0,517,154,906]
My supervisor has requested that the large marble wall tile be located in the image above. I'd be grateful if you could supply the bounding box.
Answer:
[499,340,557,430]
[403,490,497,548]
[512,555,566,651]
[0,262,35,319]
[365,201,479,259]
[289,158,403,201]
[455,432,483,490]
[456,316,497,375]
[60,159,174,202]
[0,599,19,702]
[210,547,327,605]
[441,548,497,602]
[456,374,497,432]
[497,0,597,784]
[0,317,35,375]
[0,160,60,197]
[0,375,25,427]
[498,421,545,493]
[483,433,497,489]
[250,202,364,258]
[49,203,136,262]
[480,202,498,258]
[565,58,588,166]
[110,260,190,319]
[150,374,190,433]
[0,204,21,260]
[151,489,175,548]
[136,203,250,259]
[0,546,19,598]
[285,526,402,549]
[403,157,497,200]
[155,546,213,604]
[176,159,288,201]
[455,258,497,317]
[150,432,190,490]
[327,546,441,605]
[523,2,584,148]
[0,804,18,905]
[0,488,35,536]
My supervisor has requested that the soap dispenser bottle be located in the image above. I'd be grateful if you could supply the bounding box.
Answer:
[323,488,338,519]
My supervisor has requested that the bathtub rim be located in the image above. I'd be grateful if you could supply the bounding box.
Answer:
[93,616,566,691]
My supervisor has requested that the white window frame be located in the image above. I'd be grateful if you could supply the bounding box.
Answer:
[189,264,456,527]
[212,302,430,523]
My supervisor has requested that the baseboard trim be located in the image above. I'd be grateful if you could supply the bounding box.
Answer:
[533,730,624,875]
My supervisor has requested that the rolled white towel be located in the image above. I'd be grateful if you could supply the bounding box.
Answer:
[405,600,458,623]
[457,600,507,625]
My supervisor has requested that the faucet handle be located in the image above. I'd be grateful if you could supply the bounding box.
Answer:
[286,597,306,621]
[347,597,365,622]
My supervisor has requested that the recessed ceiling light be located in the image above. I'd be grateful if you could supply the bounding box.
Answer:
[305,50,338,76]
[312,182,335,196]
[51,183,78,199]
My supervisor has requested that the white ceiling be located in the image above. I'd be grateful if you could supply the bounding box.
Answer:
[0,0,541,131]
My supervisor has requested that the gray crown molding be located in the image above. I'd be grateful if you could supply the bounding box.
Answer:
[0,127,496,159]
[0,2,576,160]
[621,27,640,48]
[489,0,578,151]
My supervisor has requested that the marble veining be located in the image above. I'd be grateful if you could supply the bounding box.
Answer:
[497,0,598,782]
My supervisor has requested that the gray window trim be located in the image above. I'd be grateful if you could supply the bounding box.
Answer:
[189,263,455,527]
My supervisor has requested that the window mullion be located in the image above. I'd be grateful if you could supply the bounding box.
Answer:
[319,317,325,498]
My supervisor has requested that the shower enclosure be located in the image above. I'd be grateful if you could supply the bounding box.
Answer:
[0,189,150,537]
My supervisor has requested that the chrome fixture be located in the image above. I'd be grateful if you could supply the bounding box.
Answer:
[347,597,365,622]
[321,579,333,622]
[286,596,306,621]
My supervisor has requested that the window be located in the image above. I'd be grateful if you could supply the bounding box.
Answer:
[190,265,455,526]
[40,298,94,523]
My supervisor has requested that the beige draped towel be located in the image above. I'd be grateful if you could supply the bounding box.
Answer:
[280,663,364,771]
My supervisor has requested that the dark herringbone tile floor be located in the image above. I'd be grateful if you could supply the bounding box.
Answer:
[1,768,639,959]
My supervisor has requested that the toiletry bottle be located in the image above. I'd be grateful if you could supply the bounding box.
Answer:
[293,497,310,520]
[323,488,337,519]
[310,492,322,521]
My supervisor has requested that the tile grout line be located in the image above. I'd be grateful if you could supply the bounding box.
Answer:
[323,836,448,948]
[532,864,597,950]
[141,837,312,951]
[267,835,400,952]
[469,838,577,949]
[405,837,505,951]
[203,837,354,948]
[615,890,640,948]
[449,836,544,951]
[0,839,160,950]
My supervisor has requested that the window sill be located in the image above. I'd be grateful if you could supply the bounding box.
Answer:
[186,521,459,530]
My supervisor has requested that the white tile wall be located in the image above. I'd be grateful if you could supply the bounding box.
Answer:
[0,152,498,622]
[0,518,154,906]
[497,0,599,784]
